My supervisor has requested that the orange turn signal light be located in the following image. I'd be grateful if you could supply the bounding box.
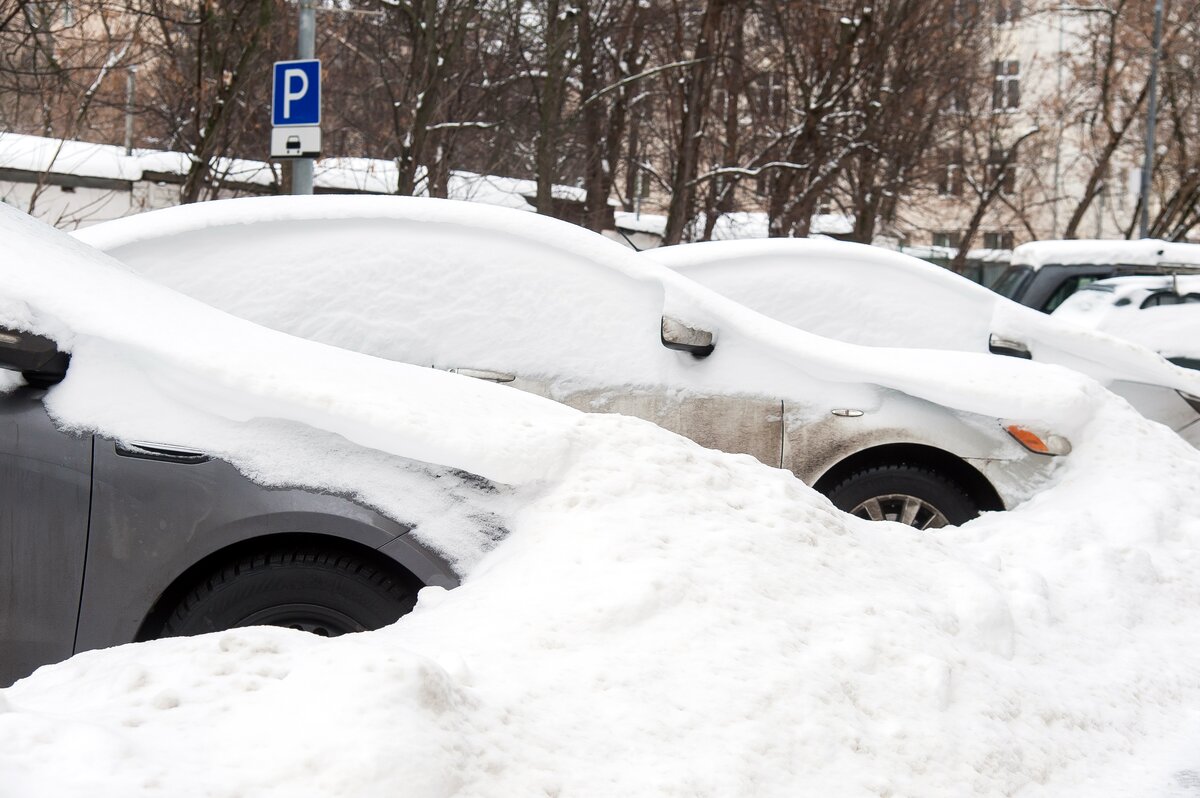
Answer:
[1005,425,1071,456]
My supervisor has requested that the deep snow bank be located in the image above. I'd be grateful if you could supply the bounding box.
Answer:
[2,405,1200,797]
[1,206,1200,795]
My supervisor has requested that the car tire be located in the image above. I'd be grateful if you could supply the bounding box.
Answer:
[824,464,979,529]
[160,548,418,638]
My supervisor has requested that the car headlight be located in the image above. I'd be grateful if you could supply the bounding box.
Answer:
[1005,424,1072,456]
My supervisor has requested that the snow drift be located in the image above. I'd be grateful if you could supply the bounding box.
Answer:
[1,205,1199,796]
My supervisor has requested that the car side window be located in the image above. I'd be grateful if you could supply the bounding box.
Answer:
[1141,291,1200,309]
[1042,275,1104,313]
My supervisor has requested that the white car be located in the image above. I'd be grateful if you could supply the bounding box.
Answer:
[78,196,1081,529]
[642,237,1200,447]
[992,238,1200,312]
[1052,274,1200,371]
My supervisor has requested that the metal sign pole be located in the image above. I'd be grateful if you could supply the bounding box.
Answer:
[292,0,317,195]
[1138,0,1164,239]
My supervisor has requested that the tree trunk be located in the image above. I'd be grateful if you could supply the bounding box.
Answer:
[663,0,729,245]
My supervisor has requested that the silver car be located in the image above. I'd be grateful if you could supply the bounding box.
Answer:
[643,237,1200,448]
[78,196,1074,531]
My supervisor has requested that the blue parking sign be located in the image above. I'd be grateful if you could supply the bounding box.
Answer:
[272,60,321,127]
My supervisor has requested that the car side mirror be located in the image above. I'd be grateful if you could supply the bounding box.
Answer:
[988,334,1031,360]
[661,316,715,358]
[0,327,69,387]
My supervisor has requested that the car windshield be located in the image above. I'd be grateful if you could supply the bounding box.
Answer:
[990,264,1033,299]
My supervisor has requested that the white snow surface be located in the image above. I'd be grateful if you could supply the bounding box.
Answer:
[0,203,584,567]
[1053,277,1200,363]
[644,238,1200,399]
[0,132,586,211]
[1107,304,1200,362]
[74,194,1146,437]
[0,131,278,186]
[4,207,1200,795]
[1012,238,1200,269]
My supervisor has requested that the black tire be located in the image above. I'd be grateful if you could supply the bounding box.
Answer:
[160,548,418,638]
[824,464,980,529]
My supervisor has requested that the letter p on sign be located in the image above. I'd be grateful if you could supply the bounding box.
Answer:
[283,69,308,118]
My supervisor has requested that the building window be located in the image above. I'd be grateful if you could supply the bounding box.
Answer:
[992,60,1020,110]
[932,231,962,249]
[996,0,1021,24]
[937,149,964,196]
[987,148,1017,193]
[983,231,1014,250]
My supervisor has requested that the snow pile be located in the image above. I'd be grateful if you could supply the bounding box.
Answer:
[4,206,1200,795]
[3,398,1200,795]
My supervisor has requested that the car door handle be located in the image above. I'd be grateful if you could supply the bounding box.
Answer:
[446,368,516,383]
[114,441,212,465]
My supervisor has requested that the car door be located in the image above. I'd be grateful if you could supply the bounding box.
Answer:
[0,387,92,686]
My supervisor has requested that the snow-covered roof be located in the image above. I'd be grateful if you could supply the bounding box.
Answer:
[0,133,586,210]
[0,132,279,187]
[1011,238,1200,269]
[0,133,141,181]
[902,244,1012,263]
[613,211,856,241]
[613,211,666,235]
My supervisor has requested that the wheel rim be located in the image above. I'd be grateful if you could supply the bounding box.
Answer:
[849,494,950,530]
[235,603,364,637]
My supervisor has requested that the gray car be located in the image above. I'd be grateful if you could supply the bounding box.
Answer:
[0,328,465,687]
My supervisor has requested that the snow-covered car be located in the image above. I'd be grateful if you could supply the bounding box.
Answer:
[641,237,1200,448]
[1052,274,1200,371]
[991,238,1200,312]
[0,203,578,685]
[80,196,1082,530]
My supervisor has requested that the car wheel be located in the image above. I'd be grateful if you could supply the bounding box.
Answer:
[160,548,418,638]
[824,464,979,529]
